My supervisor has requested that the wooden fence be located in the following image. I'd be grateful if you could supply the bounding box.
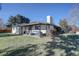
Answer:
[0,28,12,33]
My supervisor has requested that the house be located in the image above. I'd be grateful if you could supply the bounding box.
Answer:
[12,16,63,36]
[69,25,79,34]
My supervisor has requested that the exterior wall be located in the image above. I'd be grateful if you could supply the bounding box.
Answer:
[20,25,49,35]
[40,25,47,34]
[31,25,48,35]
[13,24,54,36]
[12,26,16,34]
[22,26,27,34]
[32,26,35,30]
[31,25,47,34]
[12,26,20,34]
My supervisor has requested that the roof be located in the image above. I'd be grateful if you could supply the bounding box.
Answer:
[14,22,62,30]
[17,22,53,27]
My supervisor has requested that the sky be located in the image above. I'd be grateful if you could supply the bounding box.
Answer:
[0,3,77,25]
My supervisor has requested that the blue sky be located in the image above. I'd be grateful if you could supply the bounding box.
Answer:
[0,3,76,25]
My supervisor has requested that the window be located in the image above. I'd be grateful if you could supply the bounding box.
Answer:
[35,25,40,30]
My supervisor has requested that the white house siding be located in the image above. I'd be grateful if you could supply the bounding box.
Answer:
[12,26,20,34]
[40,25,47,34]
[12,24,54,36]
[21,25,48,35]
[16,27,20,34]
[12,26,16,34]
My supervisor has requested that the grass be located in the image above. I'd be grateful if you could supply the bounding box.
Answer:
[0,35,48,49]
[0,33,79,56]
[0,35,52,56]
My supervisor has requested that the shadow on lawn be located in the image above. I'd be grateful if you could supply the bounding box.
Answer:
[1,44,43,56]
[1,43,55,56]
[44,35,79,56]
[1,35,79,56]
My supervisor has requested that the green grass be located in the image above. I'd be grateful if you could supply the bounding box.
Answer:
[0,35,47,49]
[0,33,79,56]
[0,35,52,56]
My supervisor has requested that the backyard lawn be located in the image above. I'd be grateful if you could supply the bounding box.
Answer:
[0,35,52,56]
[0,34,79,56]
[0,35,52,49]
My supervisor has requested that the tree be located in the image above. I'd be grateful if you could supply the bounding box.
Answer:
[15,14,30,24]
[68,6,79,26]
[8,16,17,25]
[7,14,30,26]
[0,18,4,29]
[59,18,69,33]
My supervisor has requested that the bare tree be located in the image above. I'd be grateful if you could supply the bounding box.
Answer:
[59,18,69,33]
[68,4,79,26]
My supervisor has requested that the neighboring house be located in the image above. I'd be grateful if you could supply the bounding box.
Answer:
[69,25,79,34]
[12,16,63,36]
